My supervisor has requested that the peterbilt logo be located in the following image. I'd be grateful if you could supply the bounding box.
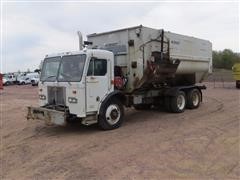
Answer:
[171,40,180,45]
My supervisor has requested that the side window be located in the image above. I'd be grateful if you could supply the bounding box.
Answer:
[87,58,107,76]
[94,59,107,76]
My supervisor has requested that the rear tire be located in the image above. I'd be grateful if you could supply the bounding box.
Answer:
[186,89,201,109]
[170,91,186,113]
[98,98,124,130]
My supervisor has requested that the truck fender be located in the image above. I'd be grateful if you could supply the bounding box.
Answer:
[97,90,125,114]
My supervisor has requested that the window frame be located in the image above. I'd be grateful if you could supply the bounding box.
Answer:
[57,54,86,82]
[87,58,107,76]
[40,56,61,82]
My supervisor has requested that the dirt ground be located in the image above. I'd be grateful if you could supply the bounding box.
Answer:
[0,82,239,179]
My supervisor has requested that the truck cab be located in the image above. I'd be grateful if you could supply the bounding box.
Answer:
[28,49,125,129]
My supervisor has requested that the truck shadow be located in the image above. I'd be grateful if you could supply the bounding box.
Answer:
[32,107,168,137]
[123,107,167,124]
[33,122,100,137]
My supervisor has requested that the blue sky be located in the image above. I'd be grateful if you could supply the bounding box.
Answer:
[1,1,239,73]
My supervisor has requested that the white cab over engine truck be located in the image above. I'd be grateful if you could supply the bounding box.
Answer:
[27,25,212,130]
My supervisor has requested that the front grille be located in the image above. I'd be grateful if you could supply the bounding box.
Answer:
[47,86,66,105]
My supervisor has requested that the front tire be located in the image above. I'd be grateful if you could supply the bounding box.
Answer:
[98,99,124,130]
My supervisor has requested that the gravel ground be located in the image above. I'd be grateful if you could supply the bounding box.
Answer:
[0,82,239,179]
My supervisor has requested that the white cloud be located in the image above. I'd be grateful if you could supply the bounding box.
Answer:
[1,1,239,73]
[120,2,239,51]
[3,5,78,73]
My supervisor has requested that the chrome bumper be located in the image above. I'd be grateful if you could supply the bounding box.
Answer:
[27,106,67,126]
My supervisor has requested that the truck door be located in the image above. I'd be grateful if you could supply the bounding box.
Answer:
[86,57,110,112]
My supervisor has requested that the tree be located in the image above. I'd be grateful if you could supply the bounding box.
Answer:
[212,49,240,69]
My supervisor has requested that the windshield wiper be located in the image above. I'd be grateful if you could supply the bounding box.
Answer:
[42,75,56,83]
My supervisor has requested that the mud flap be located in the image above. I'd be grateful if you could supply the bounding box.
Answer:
[27,106,67,126]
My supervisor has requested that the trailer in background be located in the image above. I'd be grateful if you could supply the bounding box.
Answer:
[232,63,240,88]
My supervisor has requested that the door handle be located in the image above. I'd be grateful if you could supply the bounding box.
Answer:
[90,76,96,80]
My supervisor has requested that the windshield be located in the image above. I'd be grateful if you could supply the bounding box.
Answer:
[40,54,86,82]
[58,54,86,82]
[40,57,61,82]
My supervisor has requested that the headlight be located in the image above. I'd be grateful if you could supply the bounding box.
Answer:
[68,97,78,103]
[39,94,46,100]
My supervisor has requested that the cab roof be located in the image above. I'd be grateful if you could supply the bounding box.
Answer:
[45,49,112,58]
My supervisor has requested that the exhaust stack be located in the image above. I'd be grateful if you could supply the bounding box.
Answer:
[77,31,83,50]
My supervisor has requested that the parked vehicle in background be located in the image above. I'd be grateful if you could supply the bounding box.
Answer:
[19,72,39,85]
[31,76,40,86]
[3,74,16,85]
[16,73,26,84]
[18,77,31,85]
[3,77,10,85]
[8,74,17,83]
[232,63,240,88]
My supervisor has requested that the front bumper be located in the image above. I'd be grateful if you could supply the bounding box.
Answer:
[27,106,67,126]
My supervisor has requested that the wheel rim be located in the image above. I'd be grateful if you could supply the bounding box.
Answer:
[177,94,185,110]
[105,104,121,125]
[192,92,199,106]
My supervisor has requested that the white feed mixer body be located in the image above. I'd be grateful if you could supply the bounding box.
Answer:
[87,25,212,92]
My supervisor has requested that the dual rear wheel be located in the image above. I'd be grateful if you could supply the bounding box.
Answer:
[165,88,201,113]
[186,89,201,109]
[98,88,201,130]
